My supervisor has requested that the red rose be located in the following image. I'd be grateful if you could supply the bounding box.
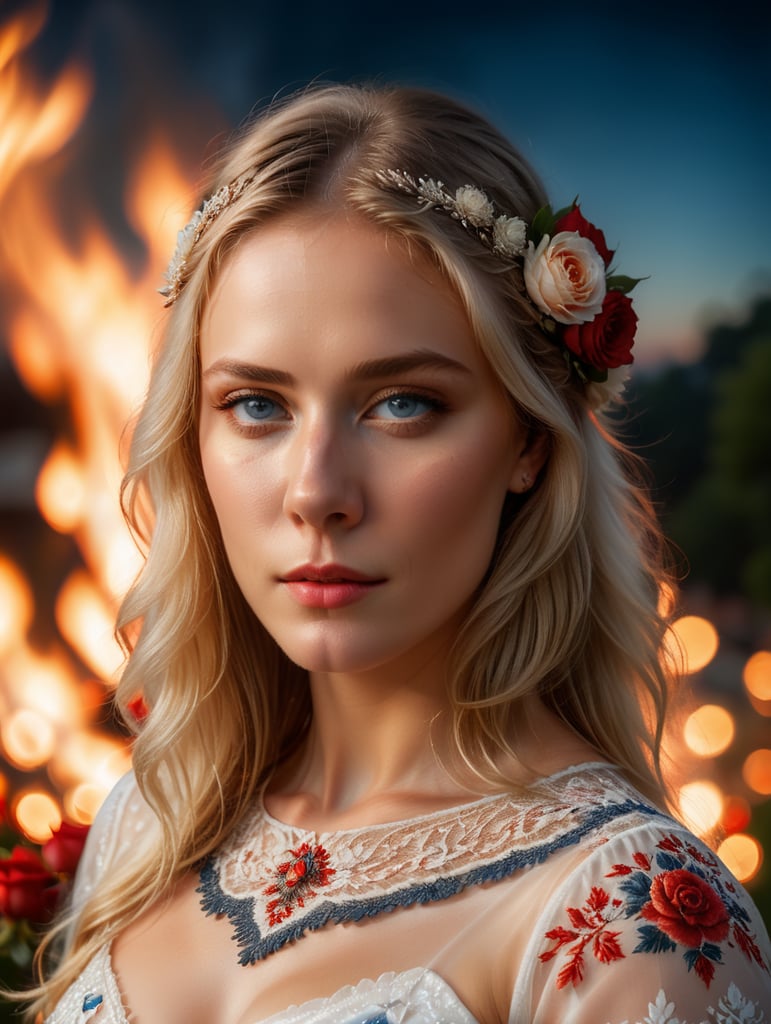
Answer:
[555,205,615,267]
[42,821,90,875]
[640,869,730,948]
[0,846,60,923]
[562,291,637,370]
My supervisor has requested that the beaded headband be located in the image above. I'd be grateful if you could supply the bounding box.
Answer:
[159,177,253,306]
[159,169,642,406]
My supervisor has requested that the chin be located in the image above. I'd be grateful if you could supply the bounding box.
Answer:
[265,623,423,678]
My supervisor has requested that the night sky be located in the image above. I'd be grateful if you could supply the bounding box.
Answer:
[7,0,771,367]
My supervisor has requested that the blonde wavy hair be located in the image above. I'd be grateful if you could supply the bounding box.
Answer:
[27,82,676,1017]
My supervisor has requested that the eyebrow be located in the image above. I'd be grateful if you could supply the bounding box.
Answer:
[202,350,472,384]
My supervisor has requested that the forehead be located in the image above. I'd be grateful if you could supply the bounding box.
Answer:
[199,212,487,370]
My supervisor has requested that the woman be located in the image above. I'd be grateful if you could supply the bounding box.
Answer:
[30,84,770,1023]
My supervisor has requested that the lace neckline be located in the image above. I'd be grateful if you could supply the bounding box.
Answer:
[259,761,616,837]
[198,763,663,966]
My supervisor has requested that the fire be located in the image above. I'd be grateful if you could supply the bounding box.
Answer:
[0,3,91,200]
[0,7,196,827]
[55,569,124,683]
[36,441,86,534]
[0,554,34,654]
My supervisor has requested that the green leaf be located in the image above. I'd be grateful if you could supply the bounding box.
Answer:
[553,196,579,222]
[582,363,608,383]
[563,349,607,383]
[606,274,647,295]
[529,204,556,245]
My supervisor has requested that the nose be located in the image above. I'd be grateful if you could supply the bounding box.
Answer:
[282,416,364,531]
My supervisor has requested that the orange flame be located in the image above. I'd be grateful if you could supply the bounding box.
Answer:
[0,554,34,654]
[0,7,198,824]
[0,3,92,200]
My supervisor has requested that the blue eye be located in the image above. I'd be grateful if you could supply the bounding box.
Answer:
[232,395,282,422]
[372,394,434,420]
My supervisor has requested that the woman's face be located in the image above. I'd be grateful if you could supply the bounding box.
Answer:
[199,213,535,678]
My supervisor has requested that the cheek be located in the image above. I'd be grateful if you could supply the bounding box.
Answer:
[200,444,278,550]
[402,442,513,561]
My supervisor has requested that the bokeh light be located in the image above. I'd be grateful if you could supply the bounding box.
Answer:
[14,790,61,842]
[721,795,752,835]
[743,650,771,701]
[1,708,56,769]
[678,780,723,836]
[742,749,771,796]
[718,833,763,884]
[667,616,719,674]
[64,781,111,825]
[683,704,735,757]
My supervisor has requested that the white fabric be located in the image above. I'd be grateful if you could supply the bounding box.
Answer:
[45,765,771,1023]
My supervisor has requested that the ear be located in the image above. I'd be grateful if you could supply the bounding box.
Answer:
[508,427,550,494]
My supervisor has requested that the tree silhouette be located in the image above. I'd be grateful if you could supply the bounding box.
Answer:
[625,295,771,605]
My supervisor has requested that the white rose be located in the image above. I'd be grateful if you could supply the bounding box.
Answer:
[492,215,527,256]
[453,186,494,227]
[524,231,606,324]
[586,365,631,410]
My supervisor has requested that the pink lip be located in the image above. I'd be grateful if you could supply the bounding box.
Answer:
[280,564,386,609]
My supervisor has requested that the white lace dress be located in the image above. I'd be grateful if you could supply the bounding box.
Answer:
[45,765,771,1024]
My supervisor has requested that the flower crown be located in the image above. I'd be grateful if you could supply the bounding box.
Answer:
[159,168,642,407]
[376,170,642,406]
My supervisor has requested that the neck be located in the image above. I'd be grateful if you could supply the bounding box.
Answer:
[266,657,600,831]
[296,666,464,812]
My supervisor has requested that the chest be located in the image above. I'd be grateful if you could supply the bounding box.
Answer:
[109,872,511,1024]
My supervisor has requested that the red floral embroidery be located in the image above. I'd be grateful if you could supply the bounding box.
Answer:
[540,884,625,988]
[641,869,729,947]
[263,842,335,927]
[541,831,769,994]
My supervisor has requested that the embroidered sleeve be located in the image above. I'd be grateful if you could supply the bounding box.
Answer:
[527,823,771,1023]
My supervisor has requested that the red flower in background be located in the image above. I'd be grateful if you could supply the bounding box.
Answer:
[42,821,90,875]
[0,846,60,924]
[0,815,90,973]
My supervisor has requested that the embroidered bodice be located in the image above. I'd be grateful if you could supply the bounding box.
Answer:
[44,765,771,1024]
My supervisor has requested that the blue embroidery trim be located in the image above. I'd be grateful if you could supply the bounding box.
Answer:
[198,798,663,965]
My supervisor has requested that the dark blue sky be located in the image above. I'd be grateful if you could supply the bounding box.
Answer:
[15,0,771,367]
